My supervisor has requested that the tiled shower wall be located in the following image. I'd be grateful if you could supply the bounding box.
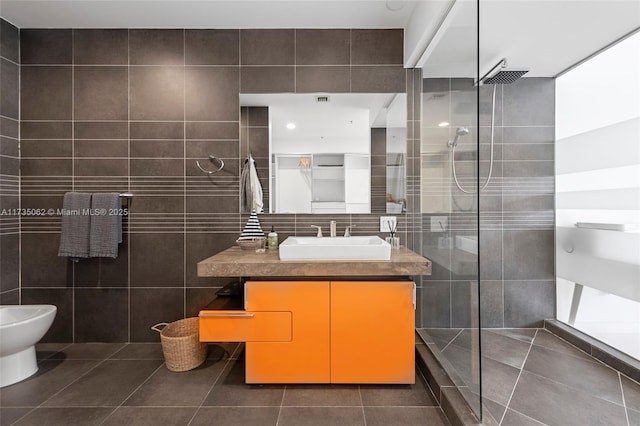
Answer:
[420,77,555,328]
[17,28,411,342]
[0,18,20,305]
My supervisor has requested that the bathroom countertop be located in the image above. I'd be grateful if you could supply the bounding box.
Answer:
[197,246,431,278]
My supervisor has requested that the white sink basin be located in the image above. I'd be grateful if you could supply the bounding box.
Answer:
[279,236,391,261]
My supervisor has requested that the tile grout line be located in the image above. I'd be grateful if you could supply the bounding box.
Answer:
[32,355,112,410]
[619,371,631,426]
[182,28,187,319]
[71,29,76,344]
[447,77,453,330]
[519,366,630,411]
[504,407,548,426]
[499,328,538,425]
[501,85,505,330]
[533,340,607,367]
[440,328,464,352]
[18,63,404,68]
[276,384,286,426]
[127,28,131,344]
[280,404,391,408]
[7,407,38,426]
[237,29,243,235]
[18,24,23,308]
[186,348,236,426]
[435,329,532,371]
[349,29,352,92]
[358,385,367,426]
[95,359,165,426]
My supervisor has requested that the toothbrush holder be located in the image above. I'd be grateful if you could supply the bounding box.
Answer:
[385,236,400,249]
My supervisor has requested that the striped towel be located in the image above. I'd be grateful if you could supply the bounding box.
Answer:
[58,192,92,260]
[89,193,122,258]
[238,210,265,240]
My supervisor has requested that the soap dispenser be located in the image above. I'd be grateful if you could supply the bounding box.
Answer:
[268,226,278,249]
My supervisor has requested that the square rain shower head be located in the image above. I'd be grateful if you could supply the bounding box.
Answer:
[481,69,529,84]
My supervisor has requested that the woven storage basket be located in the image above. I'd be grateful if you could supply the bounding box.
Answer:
[151,318,207,372]
[236,237,265,251]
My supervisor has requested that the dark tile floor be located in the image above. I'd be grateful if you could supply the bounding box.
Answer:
[420,328,640,426]
[0,342,449,426]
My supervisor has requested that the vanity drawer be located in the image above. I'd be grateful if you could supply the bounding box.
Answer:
[199,310,292,342]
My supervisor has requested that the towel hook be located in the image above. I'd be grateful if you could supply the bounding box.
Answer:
[196,155,225,174]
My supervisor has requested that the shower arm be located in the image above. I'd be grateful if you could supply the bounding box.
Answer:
[477,59,507,86]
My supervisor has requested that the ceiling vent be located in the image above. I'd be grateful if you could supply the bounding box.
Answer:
[315,95,330,103]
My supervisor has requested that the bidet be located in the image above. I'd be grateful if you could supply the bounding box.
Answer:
[0,305,57,387]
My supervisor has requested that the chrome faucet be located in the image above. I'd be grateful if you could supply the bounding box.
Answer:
[310,225,323,237]
[344,225,356,237]
[329,220,337,237]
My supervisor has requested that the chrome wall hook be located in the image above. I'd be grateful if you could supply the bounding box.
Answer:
[196,155,225,174]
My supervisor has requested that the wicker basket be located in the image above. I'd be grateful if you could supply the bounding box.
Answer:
[151,318,207,372]
[236,237,266,251]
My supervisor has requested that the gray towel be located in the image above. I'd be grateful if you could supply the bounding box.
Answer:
[58,192,92,260]
[89,193,122,258]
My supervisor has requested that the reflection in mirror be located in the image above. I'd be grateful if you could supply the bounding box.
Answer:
[384,94,407,214]
[239,93,406,214]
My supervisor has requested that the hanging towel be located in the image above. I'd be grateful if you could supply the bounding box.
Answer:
[89,192,122,258]
[58,192,92,260]
[240,154,263,214]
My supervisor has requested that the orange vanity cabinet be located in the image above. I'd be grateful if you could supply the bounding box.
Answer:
[330,281,415,384]
[200,281,330,384]
[199,280,415,384]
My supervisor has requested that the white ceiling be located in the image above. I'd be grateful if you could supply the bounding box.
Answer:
[1,0,638,77]
[241,93,395,125]
[422,0,640,78]
[0,0,417,29]
[240,93,397,154]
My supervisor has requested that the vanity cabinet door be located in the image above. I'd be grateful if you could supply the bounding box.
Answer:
[330,281,415,384]
[245,281,331,384]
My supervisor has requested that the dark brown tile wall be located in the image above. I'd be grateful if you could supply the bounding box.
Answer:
[20,28,72,64]
[351,29,404,65]
[18,28,407,342]
[0,18,20,304]
[21,66,72,120]
[296,29,350,65]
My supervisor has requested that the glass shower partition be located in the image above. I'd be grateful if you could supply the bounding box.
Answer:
[414,0,482,418]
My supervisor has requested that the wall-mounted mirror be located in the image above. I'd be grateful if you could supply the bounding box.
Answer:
[240,93,406,214]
